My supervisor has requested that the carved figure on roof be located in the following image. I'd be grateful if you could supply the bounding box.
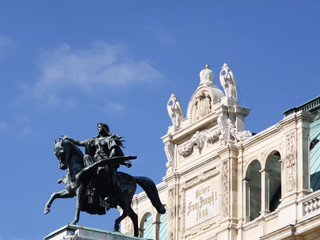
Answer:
[219,63,237,99]
[167,93,184,130]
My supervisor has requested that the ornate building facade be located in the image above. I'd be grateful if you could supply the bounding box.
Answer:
[121,64,320,240]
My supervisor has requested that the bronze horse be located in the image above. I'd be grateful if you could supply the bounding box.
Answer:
[44,139,165,236]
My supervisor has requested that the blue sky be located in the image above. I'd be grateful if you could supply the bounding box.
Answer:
[0,1,319,239]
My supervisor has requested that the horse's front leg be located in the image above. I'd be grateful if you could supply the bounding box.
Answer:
[114,209,127,233]
[44,189,75,214]
[71,184,86,225]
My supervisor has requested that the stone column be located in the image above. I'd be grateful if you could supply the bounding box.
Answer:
[138,227,144,238]
[260,168,271,215]
[243,178,250,222]
[153,220,160,240]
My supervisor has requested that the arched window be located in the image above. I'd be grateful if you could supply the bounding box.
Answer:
[265,151,281,212]
[140,206,167,240]
[245,160,261,222]
[140,212,153,239]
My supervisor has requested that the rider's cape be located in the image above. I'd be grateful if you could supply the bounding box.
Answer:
[80,154,136,214]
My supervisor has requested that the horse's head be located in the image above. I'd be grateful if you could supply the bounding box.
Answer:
[54,138,85,174]
[54,139,68,170]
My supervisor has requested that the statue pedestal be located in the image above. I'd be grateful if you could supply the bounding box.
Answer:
[220,96,238,107]
[44,224,146,240]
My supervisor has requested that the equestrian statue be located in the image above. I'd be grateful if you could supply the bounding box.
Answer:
[44,122,166,237]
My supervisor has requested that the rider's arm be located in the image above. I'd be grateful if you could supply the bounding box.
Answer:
[109,147,118,157]
[63,135,87,146]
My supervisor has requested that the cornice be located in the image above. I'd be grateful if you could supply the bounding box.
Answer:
[237,113,300,149]
[162,112,219,143]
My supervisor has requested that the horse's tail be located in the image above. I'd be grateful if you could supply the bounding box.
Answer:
[134,177,166,214]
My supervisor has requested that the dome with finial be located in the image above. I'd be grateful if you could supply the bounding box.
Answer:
[199,64,214,86]
[186,64,224,123]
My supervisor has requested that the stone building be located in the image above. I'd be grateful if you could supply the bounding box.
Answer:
[121,64,320,240]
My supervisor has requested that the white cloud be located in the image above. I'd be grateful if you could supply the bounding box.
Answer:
[28,41,162,105]
[148,26,175,49]
[105,100,125,114]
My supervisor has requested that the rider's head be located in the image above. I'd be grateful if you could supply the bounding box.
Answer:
[97,122,110,136]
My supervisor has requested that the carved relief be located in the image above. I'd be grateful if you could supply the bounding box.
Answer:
[178,129,220,157]
[182,169,220,234]
[221,161,229,217]
[181,188,186,235]
[184,177,220,230]
[191,90,213,123]
[218,115,228,143]
[168,188,175,240]
[169,231,174,240]
[286,132,296,192]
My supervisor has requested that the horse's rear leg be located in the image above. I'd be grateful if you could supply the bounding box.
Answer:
[71,183,88,225]
[114,208,138,237]
[128,208,138,237]
[44,190,74,214]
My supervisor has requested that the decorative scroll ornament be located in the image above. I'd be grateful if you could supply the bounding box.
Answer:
[218,116,252,143]
[227,119,252,141]
[178,117,251,157]
[178,129,220,157]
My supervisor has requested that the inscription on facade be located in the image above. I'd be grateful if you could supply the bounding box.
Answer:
[185,177,219,229]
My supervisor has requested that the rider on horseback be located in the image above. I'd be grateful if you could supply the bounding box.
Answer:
[63,122,132,209]
[46,127,165,236]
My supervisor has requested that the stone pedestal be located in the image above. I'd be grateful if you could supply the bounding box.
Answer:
[45,225,147,240]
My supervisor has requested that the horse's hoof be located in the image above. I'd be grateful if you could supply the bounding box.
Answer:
[70,221,78,225]
[44,208,50,215]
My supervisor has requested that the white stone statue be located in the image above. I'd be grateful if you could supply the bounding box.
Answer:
[164,140,175,174]
[219,63,237,99]
[167,93,183,131]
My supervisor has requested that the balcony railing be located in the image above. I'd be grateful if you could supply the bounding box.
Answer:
[300,190,320,217]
